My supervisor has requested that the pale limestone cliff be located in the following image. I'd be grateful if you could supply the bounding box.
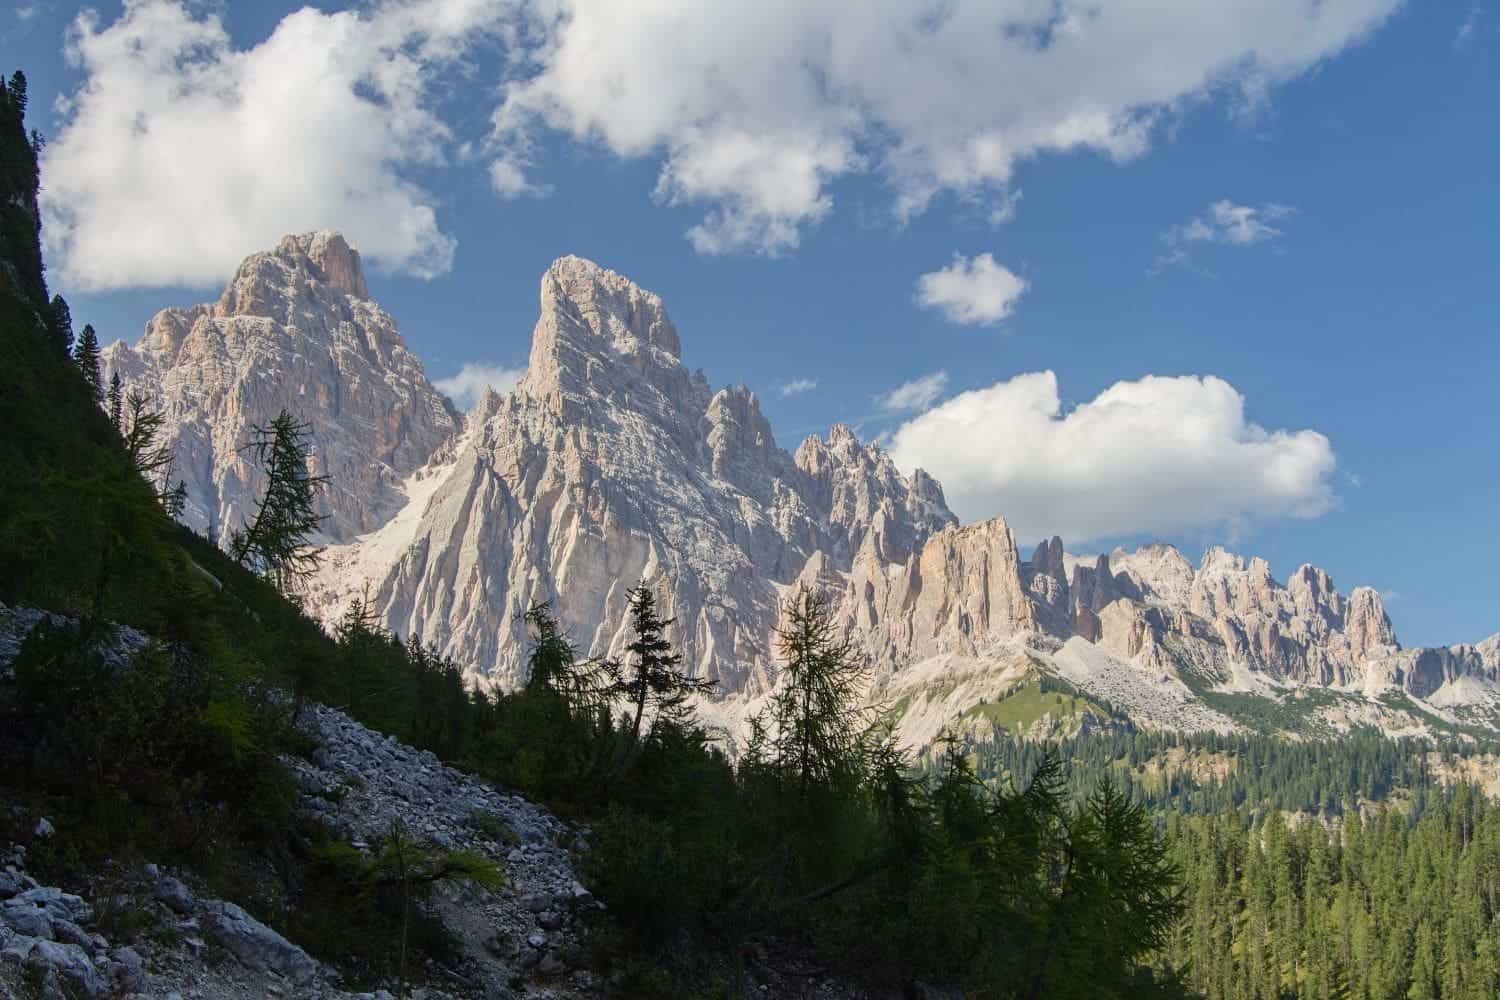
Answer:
[117,239,1499,743]
[309,255,956,696]
[103,232,458,545]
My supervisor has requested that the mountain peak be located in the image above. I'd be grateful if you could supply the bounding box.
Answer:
[538,254,681,359]
[104,230,455,545]
[280,230,369,299]
[212,230,370,320]
[521,254,691,415]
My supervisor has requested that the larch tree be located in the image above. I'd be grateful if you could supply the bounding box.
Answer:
[769,585,868,801]
[230,409,328,593]
[122,390,180,514]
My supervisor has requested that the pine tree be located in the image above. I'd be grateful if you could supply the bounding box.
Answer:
[107,371,123,429]
[72,323,102,401]
[230,409,328,592]
[48,295,73,357]
[7,70,24,115]
[0,70,46,311]
[165,480,188,518]
[613,583,712,758]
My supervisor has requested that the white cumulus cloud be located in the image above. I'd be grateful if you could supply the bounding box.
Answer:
[41,0,509,291]
[915,253,1028,326]
[779,377,818,397]
[489,155,550,199]
[877,371,950,413]
[44,0,1403,281]
[493,0,1400,253]
[887,371,1337,543]
[435,362,526,410]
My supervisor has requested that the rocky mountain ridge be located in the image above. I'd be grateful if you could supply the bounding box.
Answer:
[109,235,1500,746]
[103,231,458,545]
[309,254,957,698]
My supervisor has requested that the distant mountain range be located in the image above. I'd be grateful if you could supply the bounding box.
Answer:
[105,233,1500,747]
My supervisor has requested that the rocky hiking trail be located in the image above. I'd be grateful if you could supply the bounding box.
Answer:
[0,606,601,1000]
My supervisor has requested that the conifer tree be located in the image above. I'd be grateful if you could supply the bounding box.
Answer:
[7,70,24,115]
[0,70,46,311]
[49,295,74,357]
[72,323,102,401]
[769,585,868,800]
[165,480,188,518]
[613,583,712,757]
[230,409,327,592]
[122,390,178,512]
[107,371,123,429]
[522,601,612,713]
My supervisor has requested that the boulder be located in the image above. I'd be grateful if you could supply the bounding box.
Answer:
[153,876,196,915]
[25,939,107,997]
[200,900,320,985]
[0,901,53,939]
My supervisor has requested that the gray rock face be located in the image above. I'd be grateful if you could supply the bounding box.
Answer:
[102,231,459,546]
[103,238,1496,738]
[153,877,195,915]
[0,685,608,999]
[24,939,105,998]
[201,900,321,985]
[283,253,1495,738]
[0,900,52,939]
[309,255,955,696]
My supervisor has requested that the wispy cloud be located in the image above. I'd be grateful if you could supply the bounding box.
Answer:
[41,0,504,290]
[877,371,949,413]
[1154,199,1294,273]
[46,1,1401,279]
[435,362,525,411]
[988,189,1024,226]
[489,156,551,200]
[492,0,1399,257]
[1455,6,1482,48]
[779,377,818,397]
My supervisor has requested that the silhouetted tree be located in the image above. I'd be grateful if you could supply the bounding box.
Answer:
[49,295,73,357]
[230,409,327,593]
[72,323,102,401]
[613,583,713,759]
[107,371,123,429]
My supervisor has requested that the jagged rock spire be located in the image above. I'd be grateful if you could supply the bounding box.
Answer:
[103,232,457,545]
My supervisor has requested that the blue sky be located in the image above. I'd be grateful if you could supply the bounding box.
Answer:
[2,1,1495,648]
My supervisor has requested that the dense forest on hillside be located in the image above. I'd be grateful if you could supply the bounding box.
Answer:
[1166,794,1500,999]
[975,728,1496,818]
